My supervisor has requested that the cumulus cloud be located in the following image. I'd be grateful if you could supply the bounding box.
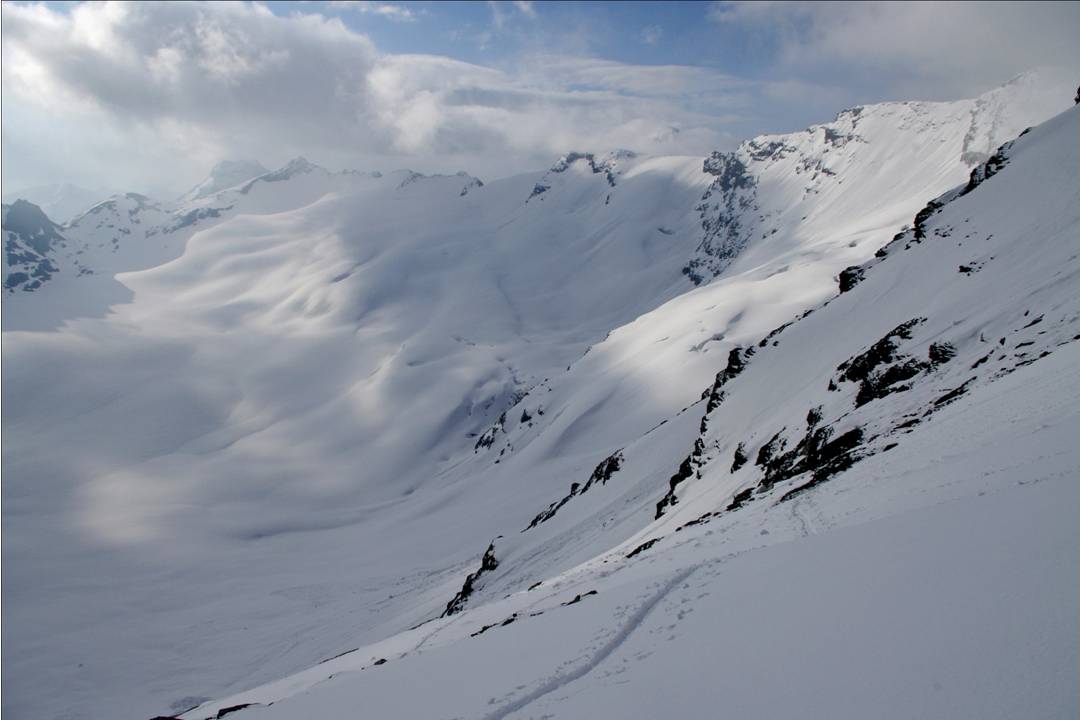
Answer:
[709,1,1078,100]
[1,1,1073,197]
[1,1,743,194]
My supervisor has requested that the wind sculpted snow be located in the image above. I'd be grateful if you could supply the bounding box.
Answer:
[1,71,1076,720]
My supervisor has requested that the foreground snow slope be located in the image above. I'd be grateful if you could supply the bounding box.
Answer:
[0,72,1075,720]
[185,105,1080,720]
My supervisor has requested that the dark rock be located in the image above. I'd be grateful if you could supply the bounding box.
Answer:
[725,487,754,511]
[932,378,976,407]
[961,143,1013,196]
[837,318,925,384]
[777,427,865,502]
[684,152,758,283]
[928,341,956,364]
[561,590,598,606]
[626,538,661,559]
[442,541,500,617]
[317,648,358,665]
[524,450,623,530]
[912,199,944,241]
[730,442,747,473]
[855,358,928,407]
[655,450,699,519]
[838,265,865,292]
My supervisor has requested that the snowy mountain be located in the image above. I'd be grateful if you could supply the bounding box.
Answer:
[181,160,270,202]
[180,100,1080,720]
[2,199,69,291]
[1,72,1076,720]
[1,182,109,224]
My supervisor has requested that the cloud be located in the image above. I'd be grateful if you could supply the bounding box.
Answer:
[488,1,508,31]
[1,2,745,195]
[708,1,1078,99]
[328,1,420,22]
[513,1,537,19]
[488,1,537,35]
[3,1,1073,197]
[640,25,663,46]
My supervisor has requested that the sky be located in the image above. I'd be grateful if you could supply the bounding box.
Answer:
[1,0,1077,198]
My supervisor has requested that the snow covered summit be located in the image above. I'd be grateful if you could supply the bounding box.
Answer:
[182,159,270,201]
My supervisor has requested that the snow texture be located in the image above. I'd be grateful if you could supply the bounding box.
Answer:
[1,70,1077,720]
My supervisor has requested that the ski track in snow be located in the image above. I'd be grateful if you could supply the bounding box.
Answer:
[481,565,699,720]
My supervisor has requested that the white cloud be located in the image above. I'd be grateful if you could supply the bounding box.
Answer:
[513,1,537,19]
[3,1,1072,196]
[0,2,744,194]
[708,1,1078,100]
[328,1,419,22]
[488,1,508,31]
[640,25,663,46]
[488,0,536,33]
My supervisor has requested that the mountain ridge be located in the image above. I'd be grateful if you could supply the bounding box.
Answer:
[1,72,1076,720]
[180,103,1080,720]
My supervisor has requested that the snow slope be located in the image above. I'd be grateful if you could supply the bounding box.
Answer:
[2,162,394,330]
[183,103,1080,720]
[0,72,1075,720]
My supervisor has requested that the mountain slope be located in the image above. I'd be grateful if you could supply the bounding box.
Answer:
[2,200,69,291]
[1,182,109,224]
[0,73,1075,720]
[183,104,1079,720]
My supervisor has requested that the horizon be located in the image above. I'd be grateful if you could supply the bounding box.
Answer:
[1,1,1077,198]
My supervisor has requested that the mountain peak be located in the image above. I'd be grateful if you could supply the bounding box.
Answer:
[183,159,269,201]
[3,199,60,239]
[245,157,326,188]
[282,156,317,171]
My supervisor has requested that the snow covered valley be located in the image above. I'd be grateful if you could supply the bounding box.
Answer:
[2,72,1077,720]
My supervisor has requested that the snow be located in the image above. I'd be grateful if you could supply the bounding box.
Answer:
[202,470,1077,720]
[1,182,110,225]
[1,71,1076,720]
[181,160,270,202]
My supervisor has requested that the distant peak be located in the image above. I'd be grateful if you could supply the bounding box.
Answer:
[2,199,64,252]
[210,158,267,174]
[4,198,57,230]
[184,159,269,201]
[232,157,328,194]
[281,157,318,172]
[8,198,46,213]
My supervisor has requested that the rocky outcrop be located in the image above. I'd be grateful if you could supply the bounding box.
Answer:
[683,152,757,285]
[3,200,66,292]
[525,451,624,530]
[442,540,500,617]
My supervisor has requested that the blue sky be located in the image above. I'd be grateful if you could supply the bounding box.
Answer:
[284,2,774,71]
[3,1,1077,195]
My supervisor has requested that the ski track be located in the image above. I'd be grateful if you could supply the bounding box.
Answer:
[480,565,698,720]
[789,495,813,538]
